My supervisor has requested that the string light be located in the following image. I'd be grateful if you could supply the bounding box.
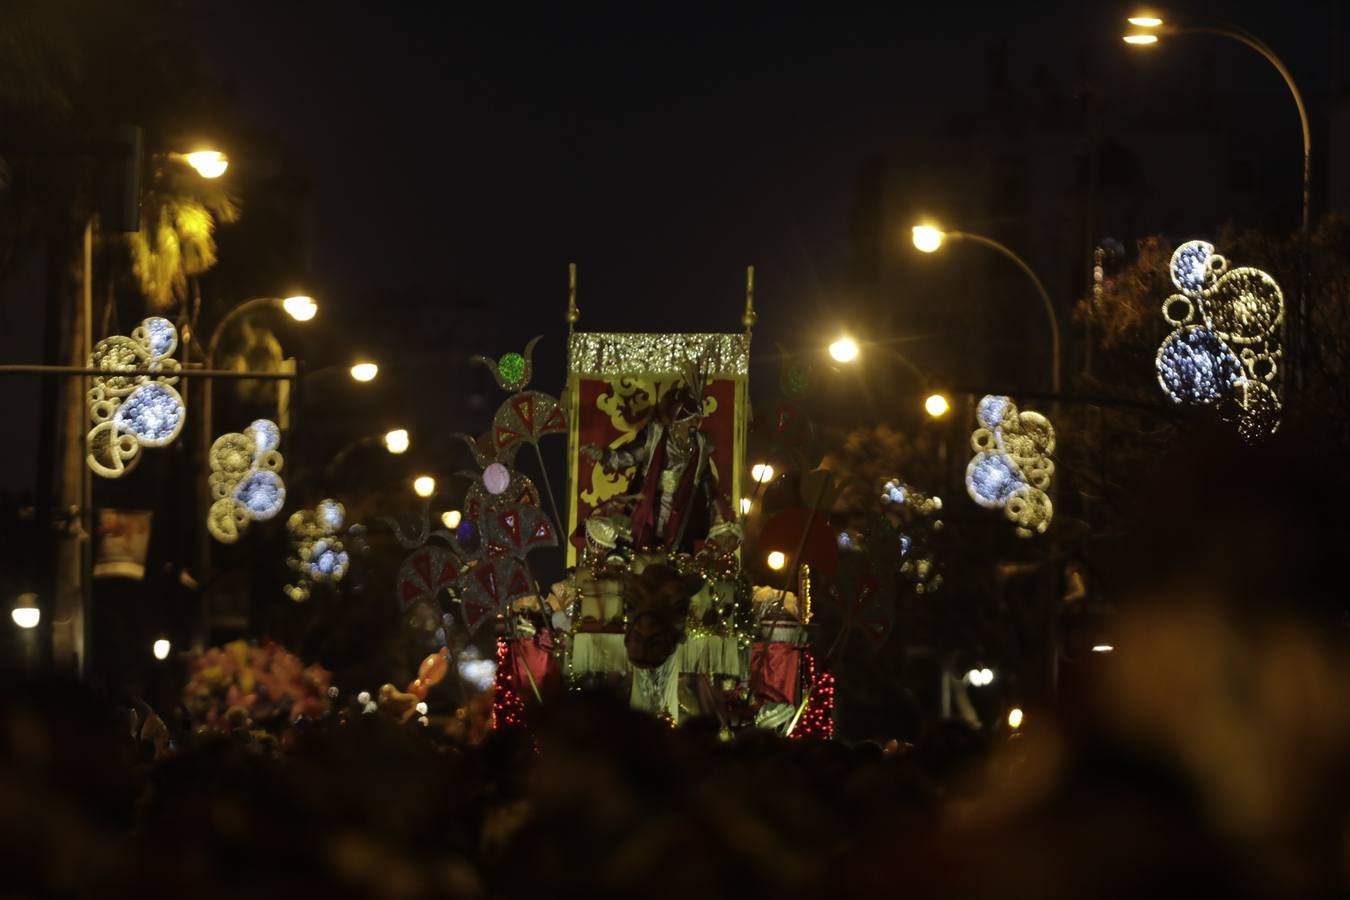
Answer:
[791,648,835,739]
[800,563,812,624]
[492,637,527,729]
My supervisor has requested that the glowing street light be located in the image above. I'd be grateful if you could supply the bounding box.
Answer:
[1123,33,1159,44]
[828,337,859,364]
[766,551,787,571]
[182,150,228,178]
[924,392,950,418]
[10,593,38,629]
[911,224,945,253]
[282,295,318,321]
[413,475,436,498]
[965,667,995,686]
[1127,13,1164,27]
[1092,643,1115,653]
[350,362,379,382]
[751,462,775,484]
[384,429,410,454]
[153,638,172,660]
[441,510,462,530]
[1007,707,1024,729]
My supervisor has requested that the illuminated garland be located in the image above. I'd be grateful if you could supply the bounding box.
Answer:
[87,317,186,478]
[800,564,812,624]
[791,648,835,740]
[207,419,286,543]
[1155,240,1283,441]
[491,637,527,729]
[965,395,1055,538]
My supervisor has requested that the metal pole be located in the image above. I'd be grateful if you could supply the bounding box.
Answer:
[79,217,93,679]
[948,230,1061,395]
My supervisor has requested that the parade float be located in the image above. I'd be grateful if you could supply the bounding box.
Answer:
[383,267,835,736]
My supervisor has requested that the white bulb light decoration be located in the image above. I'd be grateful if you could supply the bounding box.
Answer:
[284,499,350,602]
[207,419,286,543]
[965,395,1055,538]
[87,317,186,478]
[1155,240,1283,441]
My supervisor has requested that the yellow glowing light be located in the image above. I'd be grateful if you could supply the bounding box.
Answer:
[829,337,859,364]
[1123,34,1159,44]
[1092,643,1115,653]
[282,295,318,321]
[350,362,379,382]
[766,551,787,571]
[413,476,436,498]
[1007,707,1024,729]
[11,607,39,629]
[912,224,945,253]
[739,497,752,515]
[184,150,228,178]
[1127,15,1163,27]
[751,462,775,484]
[441,510,462,530]
[924,393,950,418]
[153,638,171,660]
[384,429,410,454]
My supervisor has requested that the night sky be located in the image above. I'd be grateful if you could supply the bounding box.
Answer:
[181,1,1340,347]
[0,1,1343,492]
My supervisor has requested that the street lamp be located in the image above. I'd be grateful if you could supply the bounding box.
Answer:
[349,361,379,383]
[10,593,39,629]
[924,392,950,418]
[751,462,775,484]
[440,510,462,530]
[175,150,229,179]
[384,429,410,454]
[195,295,316,587]
[829,336,859,364]
[1121,15,1310,234]
[413,475,436,498]
[1007,707,1024,729]
[153,638,172,660]
[910,223,1061,394]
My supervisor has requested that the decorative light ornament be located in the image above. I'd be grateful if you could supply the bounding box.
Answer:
[284,499,350,601]
[482,463,510,495]
[1155,240,1283,441]
[207,419,285,544]
[739,497,752,515]
[766,550,787,571]
[87,317,186,478]
[965,395,1055,537]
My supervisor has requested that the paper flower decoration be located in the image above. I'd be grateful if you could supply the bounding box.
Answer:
[87,317,186,478]
[966,395,1055,538]
[207,419,286,543]
[285,499,350,602]
[1156,240,1283,441]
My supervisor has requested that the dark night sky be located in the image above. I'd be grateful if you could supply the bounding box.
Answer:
[180,0,1341,351]
[0,1,1343,494]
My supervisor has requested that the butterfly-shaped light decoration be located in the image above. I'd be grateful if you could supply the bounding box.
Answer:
[207,419,286,544]
[1155,240,1283,441]
[87,317,186,478]
[471,337,567,460]
[966,395,1055,538]
[456,501,557,633]
[284,500,350,602]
